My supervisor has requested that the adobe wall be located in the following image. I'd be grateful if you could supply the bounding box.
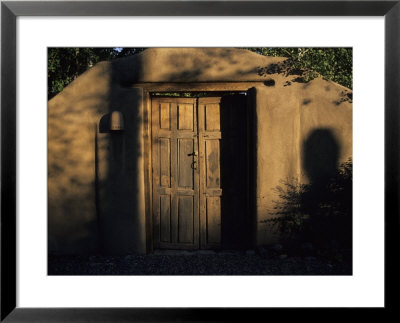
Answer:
[251,78,352,246]
[48,62,111,254]
[48,63,147,255]
[111,47,288,84]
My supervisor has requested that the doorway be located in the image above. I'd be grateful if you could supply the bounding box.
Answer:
[151,94,247,250]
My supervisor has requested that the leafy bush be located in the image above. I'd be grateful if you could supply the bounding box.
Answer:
[247,48,352,89]
[267,158,352,248]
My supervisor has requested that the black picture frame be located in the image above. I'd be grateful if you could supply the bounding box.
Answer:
[1,0,398,321]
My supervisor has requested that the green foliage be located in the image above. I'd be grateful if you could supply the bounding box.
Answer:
[48,48,145,99]
[48,47,352,100]
[269,180,310,235]
[246,48,352,89]
[267,158,352,247]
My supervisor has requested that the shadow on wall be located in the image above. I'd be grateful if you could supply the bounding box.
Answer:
[94,57,145,255]
[162,49,285,83]
[268,128,352,253]
[303,129,340,185]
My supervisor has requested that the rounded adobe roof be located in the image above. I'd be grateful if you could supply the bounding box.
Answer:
[110,47,289,83]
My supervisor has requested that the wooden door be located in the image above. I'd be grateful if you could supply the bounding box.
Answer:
[198,97,223,249]
[152,95,247,250]
[152,98,199,249]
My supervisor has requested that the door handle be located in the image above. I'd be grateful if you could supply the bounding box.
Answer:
[188,152,198,170]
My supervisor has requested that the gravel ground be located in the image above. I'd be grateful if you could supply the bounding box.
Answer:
[48,249,352,275]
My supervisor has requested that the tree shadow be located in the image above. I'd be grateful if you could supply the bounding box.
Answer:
[92,57,145,255]
[268,128,352,262]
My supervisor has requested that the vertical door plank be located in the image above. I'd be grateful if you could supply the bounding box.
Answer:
[206,197,221,244]
[205,139,221,188]
[198,97,223,249]
[178,196,194,243]
[152,101,161,247]
[178,138,194,188]
[170,102,178,244]
[159,138,171,187]
[160,194,171,242]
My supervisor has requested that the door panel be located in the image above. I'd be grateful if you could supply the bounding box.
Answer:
[160,103,171,130]
[206,196,221,244]
[178,104,194,130]
[178,196,194,243]
[204,104,220,131]
[178,138,194,188]
[199,95,248,249]
[198,97,223,249]
[160,194,171,242]
[152,98,199,249]
[205,139,221,188]
[159,138,171,187]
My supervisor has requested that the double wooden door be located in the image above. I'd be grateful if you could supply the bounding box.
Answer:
[151,95,246,250]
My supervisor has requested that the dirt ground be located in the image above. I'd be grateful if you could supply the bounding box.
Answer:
[48,248,352,275]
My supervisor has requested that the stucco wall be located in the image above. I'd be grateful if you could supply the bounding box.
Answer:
[48,62,146,255]
[249,86,301,245]
[251,78,352,246]
[112,47,288,84]
[299,79,353,183]
[48,62,111,254]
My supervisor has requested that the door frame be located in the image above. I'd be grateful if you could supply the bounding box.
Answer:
[139,82,262,253]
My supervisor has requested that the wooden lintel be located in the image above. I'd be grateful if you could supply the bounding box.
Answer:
[131,82,265,92]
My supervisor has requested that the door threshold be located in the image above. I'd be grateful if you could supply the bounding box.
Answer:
[152,249,249,256]
[153,249,218,256]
